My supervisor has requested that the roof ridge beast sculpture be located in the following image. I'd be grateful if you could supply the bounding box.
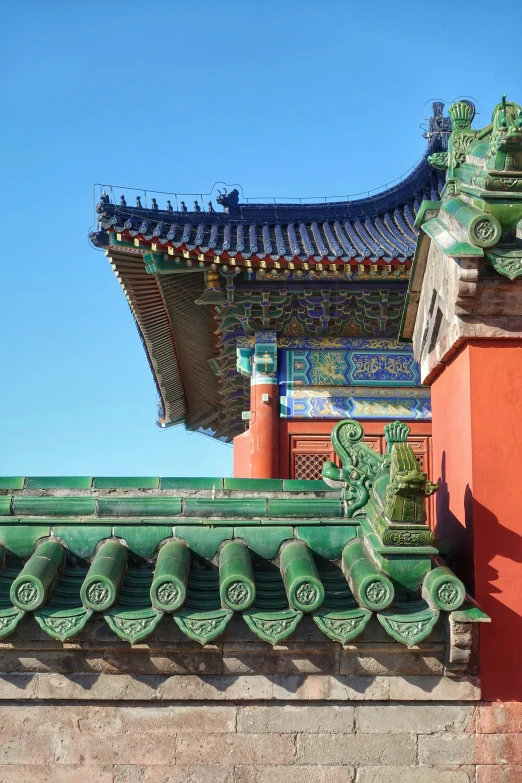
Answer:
[321,419,483,645]
[424,95,522,279]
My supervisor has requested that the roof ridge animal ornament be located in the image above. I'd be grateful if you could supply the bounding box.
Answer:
[216,188,240,215]
[322,419,410,516]
[382,443,438,524]
[425,95,522,279]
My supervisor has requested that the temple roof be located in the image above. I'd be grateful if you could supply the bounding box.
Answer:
[89,104,453,438]
[94,147,445,264]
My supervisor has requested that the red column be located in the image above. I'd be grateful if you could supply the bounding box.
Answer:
[249,378,279,478]
[233,332,280,479]
[431,340,522,701]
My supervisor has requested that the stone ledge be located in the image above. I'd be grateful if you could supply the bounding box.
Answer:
[0,673,480,701]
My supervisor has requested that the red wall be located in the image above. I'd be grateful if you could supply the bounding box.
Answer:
[432,342,522,701]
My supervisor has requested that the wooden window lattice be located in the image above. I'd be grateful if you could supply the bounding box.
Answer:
[294,453,329,481]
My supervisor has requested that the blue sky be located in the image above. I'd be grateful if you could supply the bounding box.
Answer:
[2,0,521,476]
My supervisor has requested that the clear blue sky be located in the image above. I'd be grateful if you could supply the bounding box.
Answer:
[2,0,521,476]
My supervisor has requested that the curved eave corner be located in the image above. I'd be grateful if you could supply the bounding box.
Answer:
[105,250,188,429]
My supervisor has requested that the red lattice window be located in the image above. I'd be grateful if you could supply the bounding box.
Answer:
[294,453,330,480]
[290,436,335,480]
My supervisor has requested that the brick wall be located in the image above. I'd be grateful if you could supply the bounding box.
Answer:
[0,701,519,782]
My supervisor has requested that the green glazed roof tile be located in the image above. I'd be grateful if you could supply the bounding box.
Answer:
[0,498,11,516]
[235,526,293,559]
[98,497,182,517]
[160,477,224,490]
[174,526,233,558]
[113,526,173,557]
[183,497,266,518]
[452,605,491,623]
[0,526,51,557]
[53,526,112,559]
[0,478,25,490]
[94,477,160,489]
[297,526,357,559]
[243,610,302,645]
[0,517,18,525]
[142,517,202,526]
[0,521,488,644]
[313,608,371,644]
[264,517,320,526]
[25,477,93,489]
[321,518,357,526]
[268,498,342,518]
[174,608,232,645]
[20,517,94,526]
[223,478,283,491]
[105,608,163,643]
[283,480,338,492]
[35,607,92,641]
[13,497,96,517]
[207,517,262,526]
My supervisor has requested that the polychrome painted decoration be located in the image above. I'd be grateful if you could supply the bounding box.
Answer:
[283,349,420,387]
[281,390,431,420]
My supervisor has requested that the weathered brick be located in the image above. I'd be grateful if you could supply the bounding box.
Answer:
[114,765,235,783]
[476,735,522,765]
[176,733,295,766]
[34,673,162,701]
[389,676,480,701]
[271,675,389,701]
[158,675,273,701]
[356,769,471,783]
[237,705,354,733]
[0,704,85,733]
[223,649,340,674]
[0,674,36,699]
[477,766,522,783]
[475,703,522,734]
[356,704,473,734]
[421,733,522,767]
[0,734,54,765]
[54,733,176,766]
[339,651,443,676]
[235,766,355,782]
[418,735,476,765]
[0,767,112,783]
[78,705,236,733]
[297,733,416,766]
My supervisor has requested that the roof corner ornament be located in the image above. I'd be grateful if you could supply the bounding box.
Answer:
[423,101,453,149]
[422,95,522,280]
[216,188,240,216]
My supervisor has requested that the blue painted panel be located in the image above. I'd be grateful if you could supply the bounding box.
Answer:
[280,395,431,420]
[281,347,420,387]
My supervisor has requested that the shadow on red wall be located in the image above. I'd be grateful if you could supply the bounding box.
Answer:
[436,450,522,701]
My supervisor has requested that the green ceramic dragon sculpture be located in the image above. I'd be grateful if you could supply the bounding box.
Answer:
[322,419,422,517]
[424,95,522,279]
